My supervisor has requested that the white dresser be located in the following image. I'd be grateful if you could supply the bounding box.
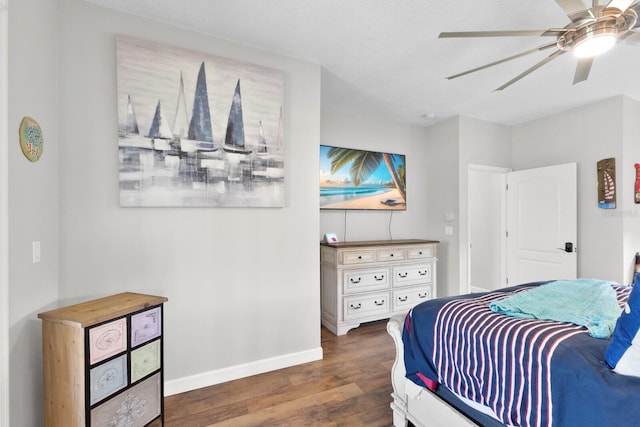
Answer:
[320,239,438,335]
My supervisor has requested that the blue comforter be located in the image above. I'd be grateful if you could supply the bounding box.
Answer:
[403,282,640,427]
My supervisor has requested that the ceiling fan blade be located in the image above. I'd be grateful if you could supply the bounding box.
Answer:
[495,50,566,91]
[555,0,592,21]
[446,42,557,80]
[629,1,640,26]
[604,0,635,12]
[573,57,594,84]
[620,29,640,43]
[439,30,551,38]
[541,28,573,36]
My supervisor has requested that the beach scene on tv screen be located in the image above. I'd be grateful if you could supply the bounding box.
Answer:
[320,145,406,210]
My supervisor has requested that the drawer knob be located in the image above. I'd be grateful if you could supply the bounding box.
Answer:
[398,272,408,278]
[398,296,408,302]
[357,255,362,259]
[374,275,384,281]
[374,300,385,306]
[418,293,428,298]
[418,251,423,255]
[390,253,394,257]
[419,270,427,276]
[350,277,361,284]
[350,303,362,310]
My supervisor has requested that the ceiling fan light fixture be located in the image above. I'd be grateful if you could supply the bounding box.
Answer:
[571,19,618,58]
[573,32,616,57]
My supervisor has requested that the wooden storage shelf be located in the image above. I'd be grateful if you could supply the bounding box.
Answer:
[39,292,168,427]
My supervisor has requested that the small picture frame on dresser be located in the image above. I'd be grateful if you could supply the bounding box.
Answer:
[324,233,339,244]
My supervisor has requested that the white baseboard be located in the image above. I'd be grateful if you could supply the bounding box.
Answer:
[164,346,323,396]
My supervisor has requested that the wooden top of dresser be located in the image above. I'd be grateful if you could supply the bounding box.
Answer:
[320,239,439,249]
[38,292,167,328]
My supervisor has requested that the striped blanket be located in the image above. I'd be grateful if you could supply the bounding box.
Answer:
[403,283,631,427]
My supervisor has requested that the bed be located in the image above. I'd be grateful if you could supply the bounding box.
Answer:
[386,280,640,427]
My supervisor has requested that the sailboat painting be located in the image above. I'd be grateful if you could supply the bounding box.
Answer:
[597,158,616,209]
[116,35,285,207]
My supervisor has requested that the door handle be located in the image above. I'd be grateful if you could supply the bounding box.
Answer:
[557,242,574,253]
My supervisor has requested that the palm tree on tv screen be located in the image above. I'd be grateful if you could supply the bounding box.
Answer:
[327,147,406,201]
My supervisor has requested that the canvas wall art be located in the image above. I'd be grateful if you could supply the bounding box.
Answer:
[319,145,406,210]
[116,35,285,207]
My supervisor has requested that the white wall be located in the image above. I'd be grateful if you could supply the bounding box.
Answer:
[458,117,512,294]
[421,116,512,297]
[319,110,431,241]
[512,95,640,284]
[422,99,640,295]
[622,96,640,281]
[56,0,321,397]
[423,117,460,297]
[0,3,9,426]
[319,113,511,300]
[8,0,60,425]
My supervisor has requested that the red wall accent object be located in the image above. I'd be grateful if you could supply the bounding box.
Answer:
[635,163,640,204]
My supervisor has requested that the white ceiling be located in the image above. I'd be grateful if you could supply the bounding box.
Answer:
[83,0,640,127]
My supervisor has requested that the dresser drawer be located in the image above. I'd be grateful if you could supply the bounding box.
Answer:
[377,248,406,262]
[343,267,390,294]
[341,250,376,265]
[131,306,162,347]
[393,264,433,287]
[89,354,127,405]
[407,245,435,259]
[131,339,161,383]
[91,372,161,427]
[88,317,127,365]
[343,292,390,320]
[393,286,432,312]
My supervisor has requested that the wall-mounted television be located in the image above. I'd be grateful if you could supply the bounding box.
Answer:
[320,145,406,210]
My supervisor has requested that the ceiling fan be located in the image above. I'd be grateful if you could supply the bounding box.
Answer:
[439,0,640,90]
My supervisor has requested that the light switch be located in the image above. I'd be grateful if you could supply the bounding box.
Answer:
[32,241,41,264]
[444,226,454,236]
[444,212,455,222]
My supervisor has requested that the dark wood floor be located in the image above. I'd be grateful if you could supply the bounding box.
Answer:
[163,320,396,426]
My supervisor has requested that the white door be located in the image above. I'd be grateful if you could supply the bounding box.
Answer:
[468,165,509,293]
[506,163,577,285]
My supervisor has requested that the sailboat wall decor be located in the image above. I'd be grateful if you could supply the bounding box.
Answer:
[255,121,267,156]
[116,35,285,207]
[172,72,190,141]
[597,158,616,209]
[186,63,215,149]
[223,80,251,155]
[125,95,139,136]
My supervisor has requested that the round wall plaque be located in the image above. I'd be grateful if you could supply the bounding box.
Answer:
[19,116,44,162]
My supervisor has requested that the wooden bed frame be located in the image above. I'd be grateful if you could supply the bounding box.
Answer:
[386,314,477,427]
